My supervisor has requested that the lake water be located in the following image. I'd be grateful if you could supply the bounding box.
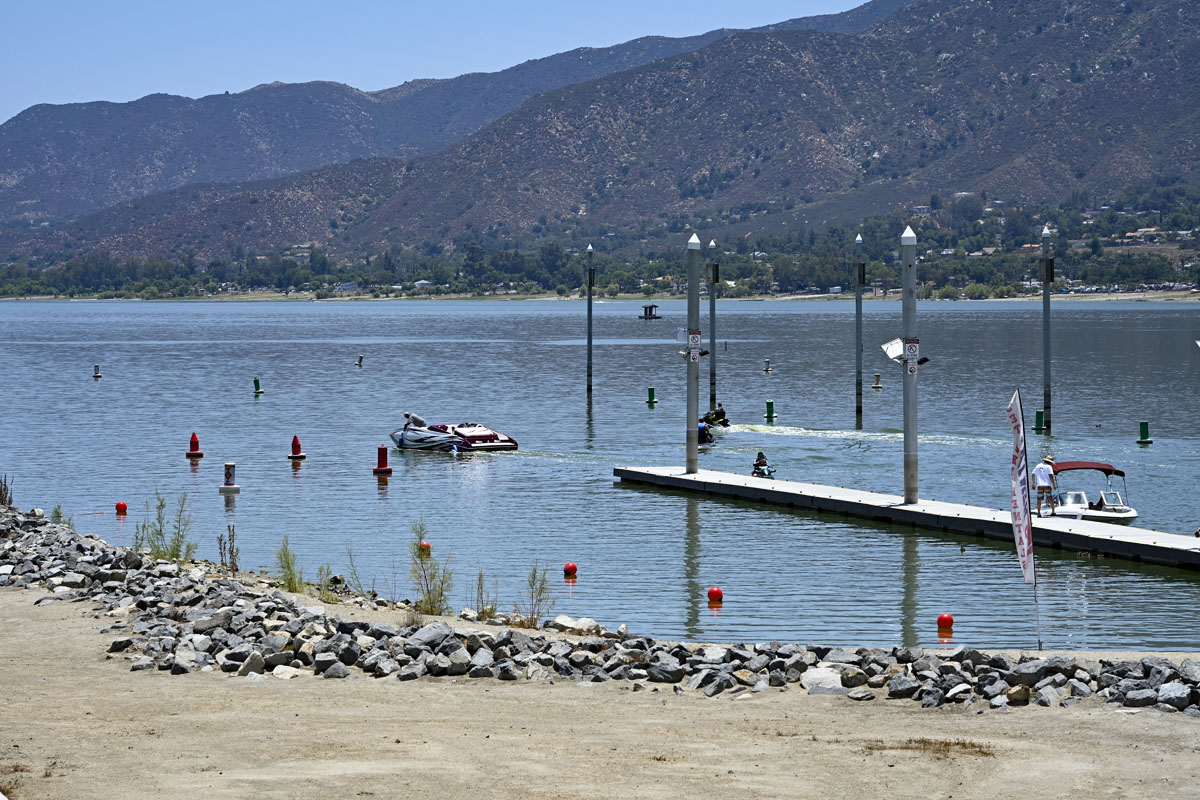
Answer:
[2,298,1198,650]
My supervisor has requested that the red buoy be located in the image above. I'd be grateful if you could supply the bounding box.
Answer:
[372,444,392,475]
[418,540,431,558]
[115,501,128,515]
[288,435,306,461]
[186,432,204,459]
[937,613,954,629]
[707,586,723,602]
[563,562,577,577]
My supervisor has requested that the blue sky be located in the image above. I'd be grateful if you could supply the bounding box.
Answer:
[1,1,860,124]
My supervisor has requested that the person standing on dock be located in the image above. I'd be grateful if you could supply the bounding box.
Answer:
[1033,455,1057,515]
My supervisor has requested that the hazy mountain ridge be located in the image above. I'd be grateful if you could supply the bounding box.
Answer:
[0,0,907,224]
[6,0,1197,263]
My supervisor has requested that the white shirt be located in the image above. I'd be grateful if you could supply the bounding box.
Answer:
[1032,461,1055,488]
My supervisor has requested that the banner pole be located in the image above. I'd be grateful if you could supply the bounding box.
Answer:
[1033,578,1044,651]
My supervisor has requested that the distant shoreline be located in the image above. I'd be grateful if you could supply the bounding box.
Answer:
[4,289,1198,304]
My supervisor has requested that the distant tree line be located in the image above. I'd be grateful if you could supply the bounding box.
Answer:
[2,177,1197,299]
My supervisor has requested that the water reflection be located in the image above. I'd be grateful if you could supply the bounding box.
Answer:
[683,496,702,638]
[901,534,919,647]
[584,396,594,451]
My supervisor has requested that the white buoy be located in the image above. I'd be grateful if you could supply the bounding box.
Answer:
[219,462,241,494]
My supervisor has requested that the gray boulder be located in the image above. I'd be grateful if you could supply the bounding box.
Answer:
[1157,682,1192,711]
[887,675,920,699]
[1007,659,1050,686]
[237,651,265,676]
[323,662,349,679]
[130,656,155,671]
[704,674,736,697]
[313,652,339,674]
[446,648,472,676]
[647,660,684,683]
[823,648,862,666]
[260,633,291,655]
[193,609,233,634]
[1123,688,1158,707]
[407,622,454,651]
[838,667,869,688]
[374,658,401,678]
[397,662,427,681]
[1148,665,1181,690]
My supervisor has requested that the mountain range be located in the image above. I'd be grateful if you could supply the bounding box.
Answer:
[3,0,1198,263]
[0,0,908,226]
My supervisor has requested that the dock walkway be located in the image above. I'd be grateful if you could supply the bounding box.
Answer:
[614,466,1200,569]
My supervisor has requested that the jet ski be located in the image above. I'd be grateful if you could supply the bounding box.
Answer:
[389,422,518,452]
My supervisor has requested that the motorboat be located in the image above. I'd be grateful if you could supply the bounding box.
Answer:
[1041,461,1137,524]
[389,422,518,452]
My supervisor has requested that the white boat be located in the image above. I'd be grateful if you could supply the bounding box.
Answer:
[389,422,518,452]
[1040,461,1137,524]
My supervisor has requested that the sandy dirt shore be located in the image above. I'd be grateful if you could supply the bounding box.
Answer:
[1,587,1197,800]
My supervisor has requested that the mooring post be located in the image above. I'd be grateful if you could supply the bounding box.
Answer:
[586,244,594,397]
[1041,226,1053,434]
[854,233,865,425]
[901,226,918,504]
[686,234,701,474]
[708,239,718,411]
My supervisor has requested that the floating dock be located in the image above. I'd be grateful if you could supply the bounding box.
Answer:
[614,466,1200,570]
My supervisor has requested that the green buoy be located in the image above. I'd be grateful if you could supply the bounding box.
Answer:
[1137,420,1153,445]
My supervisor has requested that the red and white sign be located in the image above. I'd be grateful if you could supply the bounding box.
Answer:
[1005,389,1036,585]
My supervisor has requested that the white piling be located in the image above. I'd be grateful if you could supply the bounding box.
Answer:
[219,462,241,494]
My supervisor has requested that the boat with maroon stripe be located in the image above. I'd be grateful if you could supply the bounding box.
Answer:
[1041,460,1138,524]
[389,422,518,452]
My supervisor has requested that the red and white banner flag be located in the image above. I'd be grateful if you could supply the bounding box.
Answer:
[1005,389,1036,585]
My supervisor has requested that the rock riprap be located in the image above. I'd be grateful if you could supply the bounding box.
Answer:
[2,506,1199,717]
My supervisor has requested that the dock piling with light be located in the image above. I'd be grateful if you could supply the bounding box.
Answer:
[900,226,919,504]
[685,234,701,475]
[854,233,865,424]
